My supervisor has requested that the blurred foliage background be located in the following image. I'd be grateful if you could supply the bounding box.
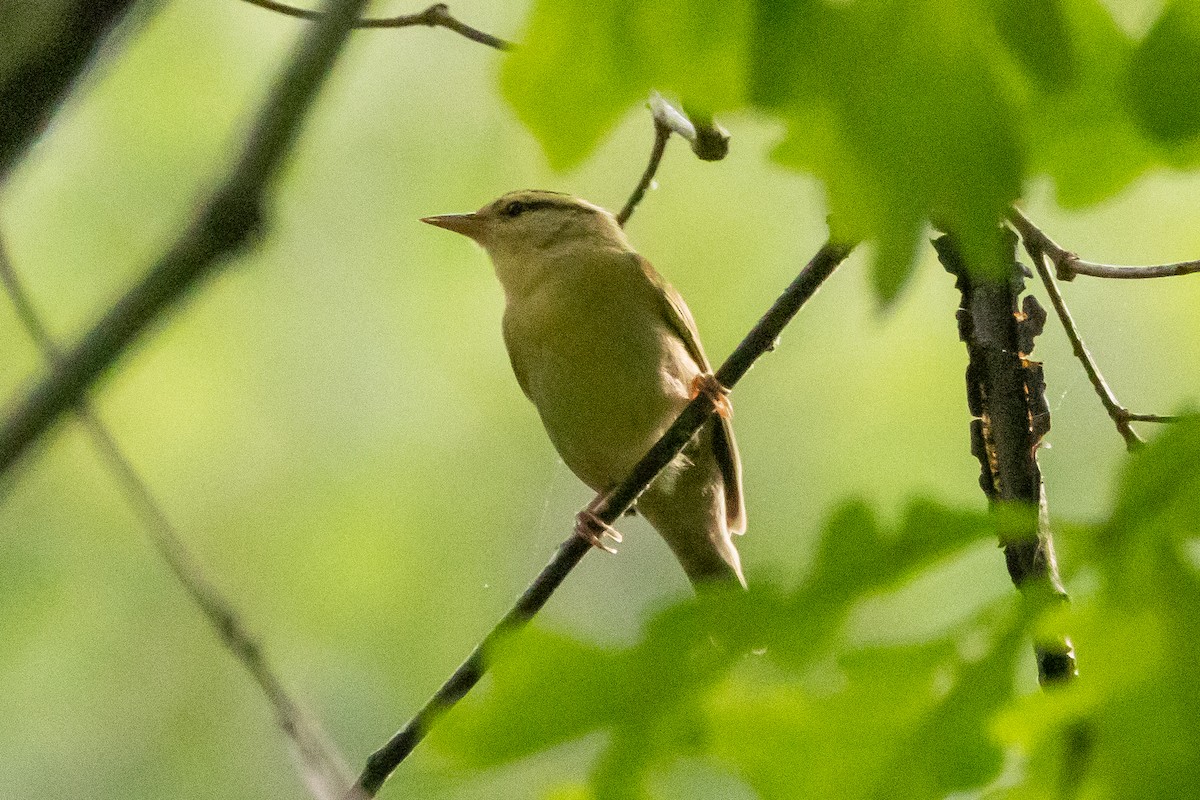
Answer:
[0,0,1198,798]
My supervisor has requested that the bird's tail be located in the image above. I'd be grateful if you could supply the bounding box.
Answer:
[639,472,747,591]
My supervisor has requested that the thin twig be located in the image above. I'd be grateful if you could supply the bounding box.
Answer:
[0,236,358,800]
[1008,207,1182,451]
[616,94,730,227]
[1006,207,1200,281]
[350,240,853,797]
[0,0,370,484]
[240,0,514,49]
[1067,259,1200,279]
[616,116,670,227]
[1124,412,1180,423]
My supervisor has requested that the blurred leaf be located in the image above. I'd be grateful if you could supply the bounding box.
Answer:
[1105,410,1200,559]
[432,628,620,767]
[1126,0,1200,144]
[711,600,1023,800]
[986,0,1076,92]
[505,0,1027,299]
[996,417,1200,799]
[771,499,994,667]
[433,498,1009,797]
[502,0,1200,300]
[769,0,1025,299]
[1020,0,1155,207]
[500,1,645,171]
[500,0,750,171]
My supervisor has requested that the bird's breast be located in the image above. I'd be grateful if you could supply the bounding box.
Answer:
[502,266,696,489]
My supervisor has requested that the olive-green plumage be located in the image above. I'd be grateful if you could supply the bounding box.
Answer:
[422,190,746,588]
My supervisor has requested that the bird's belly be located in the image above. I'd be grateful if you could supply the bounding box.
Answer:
[513,302,694,490]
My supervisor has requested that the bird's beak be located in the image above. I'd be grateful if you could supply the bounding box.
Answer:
[421,212,487,242]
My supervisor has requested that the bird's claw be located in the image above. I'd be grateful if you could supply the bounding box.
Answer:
[575,510,622,554]
[690,373,732,419]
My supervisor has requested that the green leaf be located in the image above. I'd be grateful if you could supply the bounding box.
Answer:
[501,0,751,171]
[765,0,1024,297]
[1020,0,1155,207]
[503,0,1197,301]
[431,629,621,767]
[711,601,1023,800]
[500,1,646,171]
[1106,410,1200,566]
[986,0,1077,92]
[432,498,1006,798]
[996,417,1200,800]
[1127,0,1200,144]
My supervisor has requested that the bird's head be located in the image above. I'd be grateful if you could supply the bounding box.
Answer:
[422,190,630,295]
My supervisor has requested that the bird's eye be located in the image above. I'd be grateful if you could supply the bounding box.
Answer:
[504,201,527,218]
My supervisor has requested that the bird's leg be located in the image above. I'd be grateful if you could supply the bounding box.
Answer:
[690,373,732,419]
[574,500,623,554]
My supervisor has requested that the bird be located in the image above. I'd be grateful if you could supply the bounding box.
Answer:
[422,190,746,589]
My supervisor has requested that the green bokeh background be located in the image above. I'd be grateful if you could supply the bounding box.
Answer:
[0,1,1197,797]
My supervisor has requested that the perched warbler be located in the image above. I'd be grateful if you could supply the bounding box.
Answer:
[422,190,746,589]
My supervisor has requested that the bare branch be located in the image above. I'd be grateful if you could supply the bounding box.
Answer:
[1008,207,1181,451]
[1007,207,1200,281]
[1124,412,1183,423]
[1068,259,1200,280]
[349,240,854,797]
[936,231,1075,686]
[240,0,514,49]
[0,0,371,484]
[0,236,358,799]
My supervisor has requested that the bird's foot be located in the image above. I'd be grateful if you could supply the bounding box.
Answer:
[574,510,622,554]
[690,373,732,419]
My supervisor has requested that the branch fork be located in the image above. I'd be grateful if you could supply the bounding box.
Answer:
[1007,207,1185,451]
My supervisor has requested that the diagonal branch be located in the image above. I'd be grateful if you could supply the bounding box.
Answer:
[0,1,140,179]
[1007,207,1182,452]
[0,235,359,800]
[240,0,514,49]
[0,0,370,485]
[350,239,854,797]
[1007,207,1200,281]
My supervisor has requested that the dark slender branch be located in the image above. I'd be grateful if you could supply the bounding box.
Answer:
[0,1,139,179]
[617,94,730,227]
[0,0,370,485]
[350,240,854,797]
[240,0,514,49]
[0,236,359,800]
[936,231,1076,686]
[1008,207,1181,451]
[1007,207,1200,281]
